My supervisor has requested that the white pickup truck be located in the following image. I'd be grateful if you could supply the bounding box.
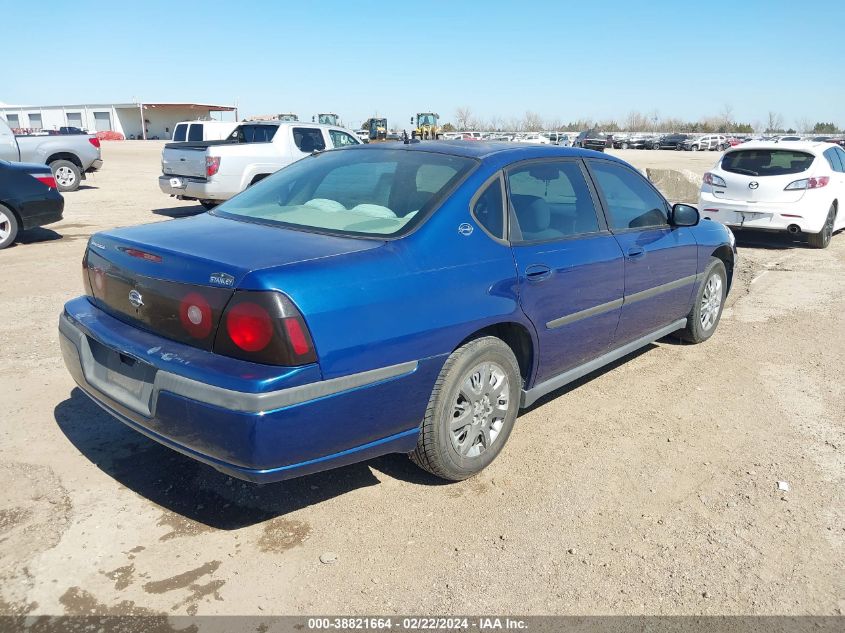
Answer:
[159,121,361,208]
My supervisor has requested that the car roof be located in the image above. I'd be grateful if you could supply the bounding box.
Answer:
[342,140,630,163]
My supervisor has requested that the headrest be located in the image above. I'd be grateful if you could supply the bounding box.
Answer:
[519,198,551,233]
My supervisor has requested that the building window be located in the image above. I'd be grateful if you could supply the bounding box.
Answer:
[5,114,19,129]
[28,113,42,130]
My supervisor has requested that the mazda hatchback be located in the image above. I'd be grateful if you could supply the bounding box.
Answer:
[60,142,735,483]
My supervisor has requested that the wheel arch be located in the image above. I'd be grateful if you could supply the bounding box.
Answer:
[0,200,21,223]
[711,244,735,291]
[46,152,83,168]
[454,321,536,388]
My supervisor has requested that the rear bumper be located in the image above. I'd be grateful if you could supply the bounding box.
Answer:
[698,191,827,233]
[59,297,435,483]
[158,175,234,201]
[86,159,103,173]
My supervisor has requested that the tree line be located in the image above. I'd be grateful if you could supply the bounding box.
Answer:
[442,106,841,135]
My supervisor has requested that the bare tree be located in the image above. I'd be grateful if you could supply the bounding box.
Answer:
[719,103,734,130]
[522,111,543,132]
[455,106,473,131]
[795,117,814,133]
[766,111,784,133]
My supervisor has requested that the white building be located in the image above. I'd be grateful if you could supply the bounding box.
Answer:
[0,101,237,139]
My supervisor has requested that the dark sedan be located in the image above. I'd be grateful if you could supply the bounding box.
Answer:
[574,130,610,151]
[0,160,64,249]
[658,134,692,150]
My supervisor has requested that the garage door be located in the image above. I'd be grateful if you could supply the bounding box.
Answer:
[28,113,42,130]
[93,111,112,132]
[67,112,82,128]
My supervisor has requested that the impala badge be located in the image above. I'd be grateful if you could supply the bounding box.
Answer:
[128,289,144,308]
[210,272,235,287]
[458,223,474,236]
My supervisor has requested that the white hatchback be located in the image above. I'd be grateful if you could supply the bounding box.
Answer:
[698,142,845,248]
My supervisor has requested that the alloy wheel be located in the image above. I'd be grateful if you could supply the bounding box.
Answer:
[55,166,76,188]
[0,209,10,241]
[449,362,510,459]
[700,273,723,330]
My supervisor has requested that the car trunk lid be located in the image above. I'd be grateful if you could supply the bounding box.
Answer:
[85,213,383,350]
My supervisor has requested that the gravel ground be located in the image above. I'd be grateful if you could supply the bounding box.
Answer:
[0,143,842,618]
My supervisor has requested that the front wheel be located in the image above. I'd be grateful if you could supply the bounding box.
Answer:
[0,204,20,249]
[411,337,521,481]
[807,205,836,249]
[678,258,727,344]
[621,142,629,149]
[50,159,82,192]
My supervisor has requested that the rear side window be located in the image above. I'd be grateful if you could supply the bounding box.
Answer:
[507,161,600,242]
[472,177,505,240]
[589,161,667,230]
[228,125,278,143]
[293,128,327,153]
[823,148,843,172]
[187,124,203,142]
[721,149,814,176]
[836,147,845,173]
[173,123,187,141]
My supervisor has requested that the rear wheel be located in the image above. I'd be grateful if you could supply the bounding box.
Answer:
[0,204,19,249]
[678,258,727,343]
[621,142,629,149]
[411,337,520,481]
[807,205,835,249]
[50,159,82,192]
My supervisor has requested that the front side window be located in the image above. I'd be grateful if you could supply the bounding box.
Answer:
[173,123,187,141]
[328,130,359,147]
[721,149,814,176]
[187,124,203,142]
[293,127,327,153]
[589,161,667,230]
[215,148,476,237]
[507,161,600,242]
[472,177,505,240]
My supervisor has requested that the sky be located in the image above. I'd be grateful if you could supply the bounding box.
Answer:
[2,0,843,131]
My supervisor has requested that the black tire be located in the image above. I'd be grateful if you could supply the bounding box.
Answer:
[678,258,727,344]
[0,203,20,249]
[411,337,521,481]
[621,142,629,149]
[50,159,82,192]
[807,205,835,249]
[199,200,219,210]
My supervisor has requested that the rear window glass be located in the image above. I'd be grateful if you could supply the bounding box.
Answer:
[228,125,278,143]
[721,150,814,176]
[173,123,187,142]
[214,148,476,237]
[187,124,203,142]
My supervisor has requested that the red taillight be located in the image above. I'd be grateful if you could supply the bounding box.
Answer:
[808,176,829,189]
[206,156,221,177]
[214,291,317,365]
[88,137,100,149]
[120,247,163,263]
[283,318,310,355]
[179,292,213,339]
[703,172,726,187]
[225,302,274,352]
[31,173,57,188]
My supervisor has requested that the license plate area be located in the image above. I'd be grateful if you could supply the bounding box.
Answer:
[169,177,185,189]
[84,336,157,416]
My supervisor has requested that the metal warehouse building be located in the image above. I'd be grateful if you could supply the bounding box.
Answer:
[0,101,237,139]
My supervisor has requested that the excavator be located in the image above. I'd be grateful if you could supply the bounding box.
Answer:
[362,117,388,141]
[411,112,440,140]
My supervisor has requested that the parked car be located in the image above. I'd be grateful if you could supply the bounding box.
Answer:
[354,129,370,142]
[613,135,648,150]
[775,136,802,143]
[655,134,692,150]
[645,136,663,150]
[171,120,239,143]
[682,135,728,151]
[60,142,735,484]
[512,133,548,144]
[699,141,845,248]
[0,160,64,249]
[159,121,362,208]
[0,117,102,192]
[573,130,609,151]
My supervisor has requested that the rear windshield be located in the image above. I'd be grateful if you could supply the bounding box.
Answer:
[173,123,187,142]
[722,149,815,176]
[227,124,278,143]
[214,148,476,237]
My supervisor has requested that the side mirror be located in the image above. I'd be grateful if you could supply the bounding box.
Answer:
[671,203,700,227]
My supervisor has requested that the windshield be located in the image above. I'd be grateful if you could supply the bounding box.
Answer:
[419,114,436,126]
[722,149,815,176]
[214,148,476,237]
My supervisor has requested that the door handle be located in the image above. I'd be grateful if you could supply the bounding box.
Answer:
[626,247,645,259]
[525,264,552,282]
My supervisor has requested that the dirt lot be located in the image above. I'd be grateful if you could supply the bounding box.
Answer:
[0,143,842,618]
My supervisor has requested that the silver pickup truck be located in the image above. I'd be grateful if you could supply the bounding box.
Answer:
[0,118,103,191]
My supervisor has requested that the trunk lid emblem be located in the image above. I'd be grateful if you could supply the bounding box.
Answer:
[128,289,144,308]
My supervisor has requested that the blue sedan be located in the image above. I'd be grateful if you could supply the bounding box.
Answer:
[59,142,736,482]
